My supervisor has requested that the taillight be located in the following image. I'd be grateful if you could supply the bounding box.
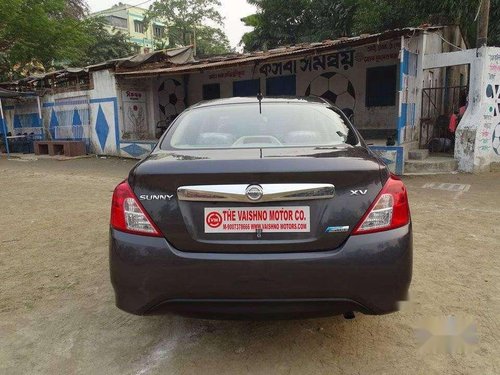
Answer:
[110,180,162,237]
[352,175,410,235]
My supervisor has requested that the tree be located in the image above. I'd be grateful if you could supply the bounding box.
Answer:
[242,0,357,50]
[146,0,231,56]
[240,14,263,51]
[242,0,500,51]
[350,0,500,46]
[70,17,135,66]
[195,26,232,56]
[65,0,89,19]
[242,0,311,50]
[305,0,357,42]
[0,0,92,80]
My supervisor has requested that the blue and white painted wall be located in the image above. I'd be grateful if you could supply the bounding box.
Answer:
[397,45,419,146]
[2,70,129,157]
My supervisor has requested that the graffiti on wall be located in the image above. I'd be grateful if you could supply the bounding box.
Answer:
[485,83,500,116]
[158,78,185,123]
[304,72,356,119]
[356,40,400,64]
[122,90,147,139]
[486,82,500,155]
[492,123,500,155]
[483,52,500,156]
[208,70,245,80]
[481,97,495,154]
[259,50,355,77]
[488,53,500,73]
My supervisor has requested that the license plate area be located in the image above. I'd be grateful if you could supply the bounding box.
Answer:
[204,207,311,233]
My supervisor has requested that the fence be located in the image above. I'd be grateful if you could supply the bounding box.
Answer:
[420,85,468,148]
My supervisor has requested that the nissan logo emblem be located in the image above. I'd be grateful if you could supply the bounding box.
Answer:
[245,185,264,201]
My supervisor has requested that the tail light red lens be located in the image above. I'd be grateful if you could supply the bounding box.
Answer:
[352,175,410,235]
[110,181,162,237]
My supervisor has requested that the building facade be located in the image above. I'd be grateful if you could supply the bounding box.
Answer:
[3,26,499,173]
[91,4,168,54]
[113,26,468,173]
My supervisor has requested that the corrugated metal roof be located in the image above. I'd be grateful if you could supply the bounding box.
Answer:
[0,46,195,87]
[0,88,36,98]
[115,26,444,78]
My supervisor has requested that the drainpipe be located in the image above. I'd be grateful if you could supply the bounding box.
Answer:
[421,30,428,70]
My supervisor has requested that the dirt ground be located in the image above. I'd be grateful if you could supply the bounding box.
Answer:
[0,156,498,375]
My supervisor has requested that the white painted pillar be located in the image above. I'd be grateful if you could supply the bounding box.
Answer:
[0,99,10,157]
[36,96,44,140]
[413,32,427,147]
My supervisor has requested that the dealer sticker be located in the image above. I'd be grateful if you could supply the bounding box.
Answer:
[204,207,310,233]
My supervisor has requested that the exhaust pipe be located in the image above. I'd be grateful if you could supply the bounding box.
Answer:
[343,311,355,320]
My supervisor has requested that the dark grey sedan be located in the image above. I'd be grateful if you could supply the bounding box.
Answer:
[109,97,412,319]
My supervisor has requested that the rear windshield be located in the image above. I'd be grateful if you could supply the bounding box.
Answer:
[163,103,357,150]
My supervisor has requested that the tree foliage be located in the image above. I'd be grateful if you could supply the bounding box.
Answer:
[146,0,231,56]
[242,0,354,50]
[71,17,135,66]
[195,26,232,56]
[242,0,500,51]
[0,0,91,80]
[0,1,142,81]
[242,0,310,49]
[65,0,88,19]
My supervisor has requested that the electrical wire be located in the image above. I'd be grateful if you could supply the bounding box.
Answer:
[438,34,464,51]
[475,0,484,22]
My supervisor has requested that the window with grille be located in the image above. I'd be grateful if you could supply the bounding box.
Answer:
[134,20,144,34]
[365,65,398,107]
[203,83,221,100]
[154,26,164,38]
[106,16,128,29]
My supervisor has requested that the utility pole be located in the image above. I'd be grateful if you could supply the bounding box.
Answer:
[193,25,197,57]
[477,0,491,47]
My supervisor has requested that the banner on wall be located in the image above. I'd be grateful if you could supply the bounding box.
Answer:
[52,95,90,141]
[122,90,148,137]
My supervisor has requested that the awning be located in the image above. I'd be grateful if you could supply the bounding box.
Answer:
[0,88,35,98]
[87,46,196,70]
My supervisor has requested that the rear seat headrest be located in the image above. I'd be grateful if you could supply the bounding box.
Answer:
[196,133,235,146]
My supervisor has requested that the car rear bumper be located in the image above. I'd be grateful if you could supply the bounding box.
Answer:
[109,225,412,318]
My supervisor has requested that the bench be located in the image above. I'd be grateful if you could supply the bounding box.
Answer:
[34,141,86,157]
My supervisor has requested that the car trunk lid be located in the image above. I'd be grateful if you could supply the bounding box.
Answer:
[130,146,385,253]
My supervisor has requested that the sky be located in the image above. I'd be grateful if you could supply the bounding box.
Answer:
[86,0,257,49]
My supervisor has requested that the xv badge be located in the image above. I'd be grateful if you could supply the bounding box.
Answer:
[351,190,368,196]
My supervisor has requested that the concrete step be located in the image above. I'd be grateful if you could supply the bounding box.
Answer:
[408,149,429,160]
[405,157,458,174]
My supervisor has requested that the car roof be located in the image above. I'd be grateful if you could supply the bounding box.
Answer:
[190,96,331,109]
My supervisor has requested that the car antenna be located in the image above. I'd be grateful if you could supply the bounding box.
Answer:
[257,93,263,114]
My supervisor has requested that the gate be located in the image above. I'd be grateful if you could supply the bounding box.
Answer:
[419,85,468,149]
